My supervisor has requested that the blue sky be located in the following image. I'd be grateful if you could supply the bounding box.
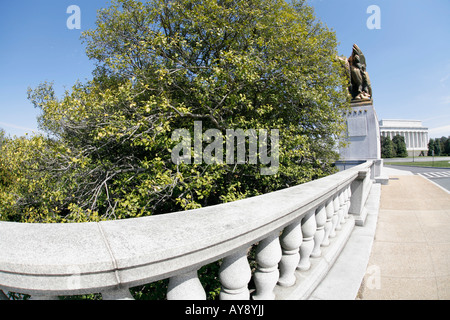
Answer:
[309,0,450,138]
[0,0,449,139]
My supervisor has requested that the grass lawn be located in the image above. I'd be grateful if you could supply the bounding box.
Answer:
[384,161,450,168]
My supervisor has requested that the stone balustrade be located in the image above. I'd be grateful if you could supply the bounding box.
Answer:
[0,161,375,300]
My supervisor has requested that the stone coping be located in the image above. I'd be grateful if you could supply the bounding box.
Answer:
[0,162,373,296]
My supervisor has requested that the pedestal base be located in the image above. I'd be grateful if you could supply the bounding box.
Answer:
[339,100,381,161]
[337,101,387,184]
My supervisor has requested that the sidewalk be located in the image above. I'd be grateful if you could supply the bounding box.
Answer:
[358,168,450,299]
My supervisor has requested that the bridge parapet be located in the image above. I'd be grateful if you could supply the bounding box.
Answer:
[0,161,376,300]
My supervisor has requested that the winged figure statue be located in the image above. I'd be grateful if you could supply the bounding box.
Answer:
[339,44,372,101]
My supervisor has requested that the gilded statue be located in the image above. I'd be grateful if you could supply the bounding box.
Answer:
[339,44,372,101]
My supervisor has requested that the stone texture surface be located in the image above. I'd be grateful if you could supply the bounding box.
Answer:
[0,222,114,275]
[339,102,381,161]
[309,183,380,300]
[0,162,373,297]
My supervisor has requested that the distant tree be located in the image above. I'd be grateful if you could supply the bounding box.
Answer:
[392,134,408,157]
[444,136,450,156]
[433,138,441,156]
[439,136,448,156]
[427,138,435,156]
[381,136,394,158]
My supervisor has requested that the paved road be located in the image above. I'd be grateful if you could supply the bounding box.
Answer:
[385,164,450,192]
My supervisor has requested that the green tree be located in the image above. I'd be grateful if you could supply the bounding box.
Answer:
[392,134,408,158]
[433,138,441,156]
[444,136,450,156]
[0,128,6,148]
[0,128,11,207]
[380,136,394,158]
[4,0,349,223]
[427,138,435,156]
[439,136,448,156]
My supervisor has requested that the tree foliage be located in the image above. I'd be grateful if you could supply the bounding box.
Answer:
[428,136,450,156]
[0,128,6,149]
[444,137,450,156]
[391,135,408,158]
[380,136,394,158]
[1,0,349,223]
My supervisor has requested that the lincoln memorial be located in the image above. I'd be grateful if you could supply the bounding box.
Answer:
[379,119,429,157]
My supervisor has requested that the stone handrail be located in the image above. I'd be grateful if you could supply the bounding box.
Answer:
[0,161,375,300]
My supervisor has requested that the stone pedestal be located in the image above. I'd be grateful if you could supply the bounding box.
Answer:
[336,100,388,184]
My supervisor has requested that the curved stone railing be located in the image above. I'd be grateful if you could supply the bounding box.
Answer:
[0,161,375,300]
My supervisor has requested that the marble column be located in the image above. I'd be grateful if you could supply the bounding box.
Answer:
[409,131,413,148]
[414,131,417,148]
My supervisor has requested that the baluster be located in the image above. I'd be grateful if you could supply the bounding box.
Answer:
[332,194,341,233]
[297,209,317,271]
[341,186,348,220]
[252,231,282,300]
[338,190,346,226]
[219,249,252,300]
[321,199,334,246]
[345,185,351,219]
[278,219,302,287]
[311,204,326,258]
[167,270,206,300]
[102,288,134,300]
